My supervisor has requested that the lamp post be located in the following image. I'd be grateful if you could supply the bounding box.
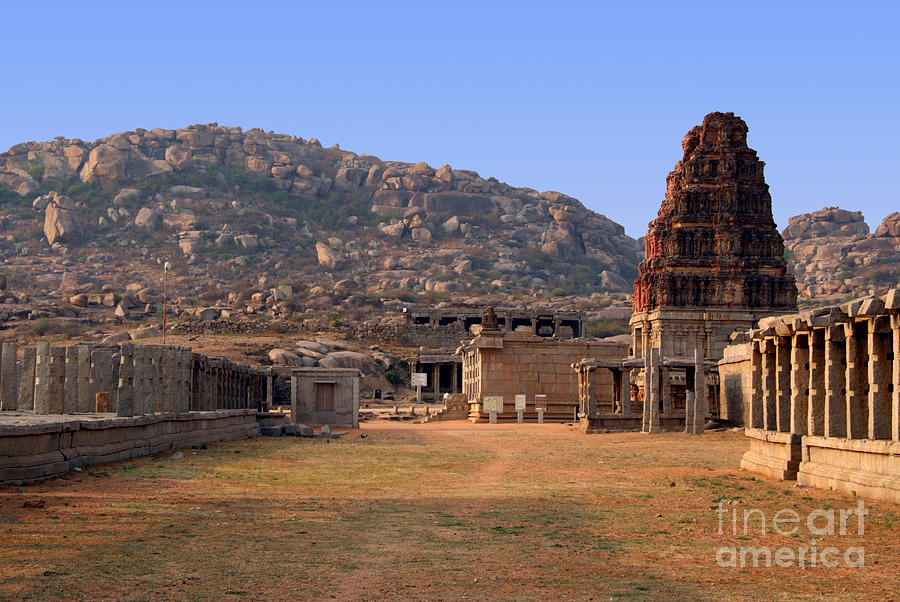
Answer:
[162,261,171,344]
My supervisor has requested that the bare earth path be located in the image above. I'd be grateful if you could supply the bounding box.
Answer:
[1,421,897,600]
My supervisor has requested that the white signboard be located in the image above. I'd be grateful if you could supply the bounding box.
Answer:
[515,394,526,411]
[411,372,428,387]
[482,396,503,413]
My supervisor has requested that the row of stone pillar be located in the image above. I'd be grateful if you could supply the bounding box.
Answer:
[642,348,707,434]
[750,307,900,442]
[190,355,268,412]
[0,341,272,416]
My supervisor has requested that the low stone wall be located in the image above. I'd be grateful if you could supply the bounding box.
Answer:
[798,436,900,503]
[0,409,259,483]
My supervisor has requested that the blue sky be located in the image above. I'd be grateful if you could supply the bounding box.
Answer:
[2,1,897,237]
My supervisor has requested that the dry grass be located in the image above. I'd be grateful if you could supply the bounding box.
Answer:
[1,422,897,600]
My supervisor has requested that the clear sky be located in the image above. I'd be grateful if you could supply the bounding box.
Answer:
[2,1,897,237]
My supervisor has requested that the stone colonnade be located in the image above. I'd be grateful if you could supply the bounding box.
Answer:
[739,289,900,502]
[746,295,900,442]
[0,342,272,416]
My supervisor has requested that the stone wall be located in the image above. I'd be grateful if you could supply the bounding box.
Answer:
[0,410,258,483]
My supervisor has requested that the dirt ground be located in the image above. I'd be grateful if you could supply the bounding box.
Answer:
[1,422,897,600]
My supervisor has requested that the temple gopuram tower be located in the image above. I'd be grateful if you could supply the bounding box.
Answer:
[630,111,797,431]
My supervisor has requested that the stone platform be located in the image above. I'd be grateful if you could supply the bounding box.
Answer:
[0,409,259,483]
[581,414,684,433]
[740,428,802,481]
[798,436,900,503]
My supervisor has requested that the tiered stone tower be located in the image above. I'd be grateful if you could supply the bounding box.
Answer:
[629,112,797,431]
[633,111,797,313]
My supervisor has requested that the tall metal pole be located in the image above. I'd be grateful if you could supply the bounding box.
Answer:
[162,261,170,344]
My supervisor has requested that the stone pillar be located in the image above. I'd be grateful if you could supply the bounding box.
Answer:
[646,348,661,433]
[749,342,763,429]
[451,362,459,394]
[619,369,632,416]
[432,363,440,400]
[266,371,274,412]
[91,348,114,412]
[63,345,79,414]
[660,366,672,417]
[790,333,809,435]
[867,316,892,440]
[0,341,18,410]
[18,347,36,411]
[583,369,596,417]
[892,315,900,442]
[76,344,92,413]
[844,322,869,439]
[117,344,134,417]
[34,343,51,414]
[132,345,146,415]
[180,349,192,412]
[49,347,65,414]
[774,336,791,433]
[824,326,847,438]
[161,348,174,413]
[692,347,706,434]
[642,354,651,432]
[155,347,166,413]
[808,329,826,437]
[760,338,777,431]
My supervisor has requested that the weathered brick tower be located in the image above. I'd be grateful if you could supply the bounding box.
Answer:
[630,112,797,431]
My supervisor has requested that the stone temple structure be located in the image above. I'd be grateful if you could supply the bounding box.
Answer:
[629,112,797,432]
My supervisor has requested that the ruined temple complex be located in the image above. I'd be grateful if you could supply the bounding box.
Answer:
[628,112,797,432]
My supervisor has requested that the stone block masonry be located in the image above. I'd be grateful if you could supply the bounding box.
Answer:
[0,410,259,483]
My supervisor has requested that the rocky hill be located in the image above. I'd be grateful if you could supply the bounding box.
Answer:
[783,206,900,303]
[0,123,642,335]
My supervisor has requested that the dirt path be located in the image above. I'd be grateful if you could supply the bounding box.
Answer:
[1,421,897,600]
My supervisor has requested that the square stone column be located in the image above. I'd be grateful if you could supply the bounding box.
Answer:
[33,343,51,415]
[180,349,192,413]
[132,345,146,415]
[774,336,792,433]
[642,354,651,432]
[18,346,36,411]
[49,347,65,414]
[760,338,777,431]
[808,329,826,436]
[661,366,672,417]
[91,348,114,413]
[888,315,900,442]
[63,345,79,414]
[749,343,763,429]
[154,347,166,413]
[692,347,706,435]
[117,344,134,417]
[844,322,869,439]
[620,369,632,416]
[645,348,661,433]
[161,348,175,413]
[1,341,18,410]
[867,316,892,440]
[790,333,809,435]
[76,344,92,413]
[824,326,847,438]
